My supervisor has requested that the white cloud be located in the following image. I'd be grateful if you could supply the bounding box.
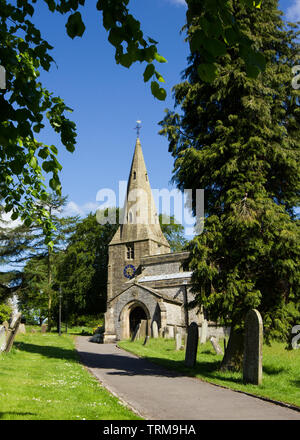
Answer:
[0,211,23,229]
[166,0,186,6]
[62,201,100,217]
[286,0,300,21]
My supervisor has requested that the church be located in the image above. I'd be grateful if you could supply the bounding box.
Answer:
[103,135,203,343]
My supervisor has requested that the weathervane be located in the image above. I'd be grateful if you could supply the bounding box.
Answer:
[135,120,142,138]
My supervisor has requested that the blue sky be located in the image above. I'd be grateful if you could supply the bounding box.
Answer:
[10,0,300,236]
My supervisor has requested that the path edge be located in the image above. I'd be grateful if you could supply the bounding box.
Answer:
[74,336,147,420]
[117,342,300,414]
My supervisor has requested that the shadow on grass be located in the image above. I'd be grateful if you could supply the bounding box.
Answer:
[0,412,36,419]
[14,341,77,362]
[263,365,286,375]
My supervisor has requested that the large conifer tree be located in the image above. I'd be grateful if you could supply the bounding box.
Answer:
[160,0,300,370]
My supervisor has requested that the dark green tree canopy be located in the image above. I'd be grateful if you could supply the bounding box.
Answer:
[0,0,267,244]
[160,0,300,369]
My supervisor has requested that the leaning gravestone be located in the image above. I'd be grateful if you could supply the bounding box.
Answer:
[5,313,22,353]
[209,336,224,355]
[185,322,199,367]
[0,326,6,352]
[131,323,141,342]
[175,333,182,351]
[200,319,208,344]
[243,309,263,385]
[152,321,158,338]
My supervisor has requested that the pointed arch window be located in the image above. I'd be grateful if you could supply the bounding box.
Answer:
[133,171,136,180]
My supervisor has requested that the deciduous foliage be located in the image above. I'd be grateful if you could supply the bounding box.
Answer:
[56,211,119,319]
[160,0,300,370]
[1,0,265,241]
[0,194,78,328]
[159,214,187,252]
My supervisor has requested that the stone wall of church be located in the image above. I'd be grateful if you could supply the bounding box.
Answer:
[164,301,183,326]
[111,285,161,340]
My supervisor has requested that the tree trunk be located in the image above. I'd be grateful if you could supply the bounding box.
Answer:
[220,327,244,371]
[47,246,52,332]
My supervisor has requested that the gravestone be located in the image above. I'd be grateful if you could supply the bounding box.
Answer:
[41,324,47,333]
[152,321,158,338]
[131,323,141,342]
[209,336,224,355]
[0,326,6,352]
[139,320,147,339]
[243,309,263,385]
[5,313,22,353]
[2,321,9,332]
[174,325,178,339]
[185,322,199,367]
[18,323,26,334]
[175,333,182,351]
[164,326,174,339]
[200,319,208,344]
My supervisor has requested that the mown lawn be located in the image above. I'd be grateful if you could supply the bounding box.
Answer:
[0,331,141,420]
[119,337,300,408]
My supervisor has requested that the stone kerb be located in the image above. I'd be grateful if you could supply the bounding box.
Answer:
[243,309,263,385]
[185,322,199,368]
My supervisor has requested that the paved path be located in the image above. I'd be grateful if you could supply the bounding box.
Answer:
[75,336,300,420]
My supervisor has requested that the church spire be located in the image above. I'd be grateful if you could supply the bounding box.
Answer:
[110,136,170,250]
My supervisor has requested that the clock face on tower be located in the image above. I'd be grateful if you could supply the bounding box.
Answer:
[123,264,136,279]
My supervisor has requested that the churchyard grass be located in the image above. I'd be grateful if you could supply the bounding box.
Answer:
[0,332,141,420]
[119,338,300,408]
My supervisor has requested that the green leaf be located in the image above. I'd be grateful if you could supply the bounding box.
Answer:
[29,157,38,169]
[245,64,260,78]
[154,52,167,63]
[155,70,165,83]
[197,63,218,83]
[205,38,227,57]
[65,12,86,39]
[151,81,167,101]
[143,64,155,82]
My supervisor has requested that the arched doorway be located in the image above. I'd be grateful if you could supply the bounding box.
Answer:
[119,300,150,340]
[130,306,147,337]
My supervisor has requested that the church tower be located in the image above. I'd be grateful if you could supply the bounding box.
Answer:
[106,136,170,304]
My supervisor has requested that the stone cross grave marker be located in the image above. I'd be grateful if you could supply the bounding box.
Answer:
[209,336,224,355]
[152,321,158,338]
[243,309,263,385]
[185,322,199,367]
[200,319,208,344]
